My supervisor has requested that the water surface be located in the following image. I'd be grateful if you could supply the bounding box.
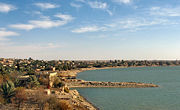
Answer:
[76,66,180,110]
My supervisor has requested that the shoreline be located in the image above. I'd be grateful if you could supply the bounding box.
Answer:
[58,66,128,77]
[59,67,126,110]
[59,66,161,110]
[78,92,100,110]
[59,65,179,77]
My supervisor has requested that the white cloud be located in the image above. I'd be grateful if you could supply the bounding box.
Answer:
[31,11,50,20]
[73,16,174,34]
[9,14,73,30]
[0,30,19,37]
[0,3,16,13]
[55,13,74,21]
[105,18,172,32]
[87,1,112,16]
[9,24,34,31]
[29,20,66,29]
[34,3,59,9]
[112,0,132,4]
[150,7,180,17]
[70,2,82,8]
[72,0,112,15]
[72,26,106,33]
[0,30,19,41]
[88,1,107,9]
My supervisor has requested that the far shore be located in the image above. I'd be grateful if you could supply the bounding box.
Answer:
[59,66,130,77]
[58,65,176,78]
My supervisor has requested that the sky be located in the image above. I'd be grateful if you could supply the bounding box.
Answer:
[0,0,180,60]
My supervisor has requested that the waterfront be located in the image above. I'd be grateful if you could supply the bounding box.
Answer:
[77,66,180,110]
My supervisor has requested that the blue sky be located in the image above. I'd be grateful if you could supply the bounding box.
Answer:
[0,0,180,60]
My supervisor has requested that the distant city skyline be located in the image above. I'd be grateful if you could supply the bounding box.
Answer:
[0,0,180,60]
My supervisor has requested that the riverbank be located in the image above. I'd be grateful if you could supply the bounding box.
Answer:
[58,66,128,77]
[55,89,97,110]
[58,66,159,110]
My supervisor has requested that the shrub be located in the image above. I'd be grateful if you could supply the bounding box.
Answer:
[38,76,48,85]
[47,97,72,110]
[53,78,65,88]
[14,79,21,87]
[34,88,49,110]
[26,75,40,88]
[59,100,72,110]
[0,80,15,103]
[14,87,27,109]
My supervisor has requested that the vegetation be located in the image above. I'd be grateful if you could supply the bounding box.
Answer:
[1,58,180,75]
[53,78,65,88]
[34,89,72,110]
[0,57,180,109]
[46,97,72,110]
[14,87,27,109]
[0,80,15,103]
[26,75,40,88]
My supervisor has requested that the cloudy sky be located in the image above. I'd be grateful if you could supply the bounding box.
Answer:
[0,0,180,60]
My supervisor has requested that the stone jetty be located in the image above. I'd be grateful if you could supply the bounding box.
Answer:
[65,79,159,88]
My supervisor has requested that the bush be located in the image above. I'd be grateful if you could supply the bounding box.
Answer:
[34,88,49,110]
[14,79,21,87]
[26,75,40,88]
[53,78,65,88]
[38,76,49,85]
[47,97,72,110]
[14,87,27,109]
[0,80,15,103]
[59,100,72,110]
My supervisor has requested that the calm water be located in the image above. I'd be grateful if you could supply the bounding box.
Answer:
[76,66,180,110]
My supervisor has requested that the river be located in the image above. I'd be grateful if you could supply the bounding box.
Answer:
[76,66,180,110]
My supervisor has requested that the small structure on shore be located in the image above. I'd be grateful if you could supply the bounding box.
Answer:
[48,72,57,87]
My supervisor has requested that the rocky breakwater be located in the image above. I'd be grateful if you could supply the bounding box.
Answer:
[66,79,159,88]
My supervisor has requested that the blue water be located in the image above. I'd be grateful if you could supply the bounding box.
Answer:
[76,66,180,110]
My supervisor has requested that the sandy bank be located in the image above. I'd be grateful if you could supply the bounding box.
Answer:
[58,66,128,77]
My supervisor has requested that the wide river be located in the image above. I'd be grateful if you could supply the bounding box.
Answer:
[76,66,180,110]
